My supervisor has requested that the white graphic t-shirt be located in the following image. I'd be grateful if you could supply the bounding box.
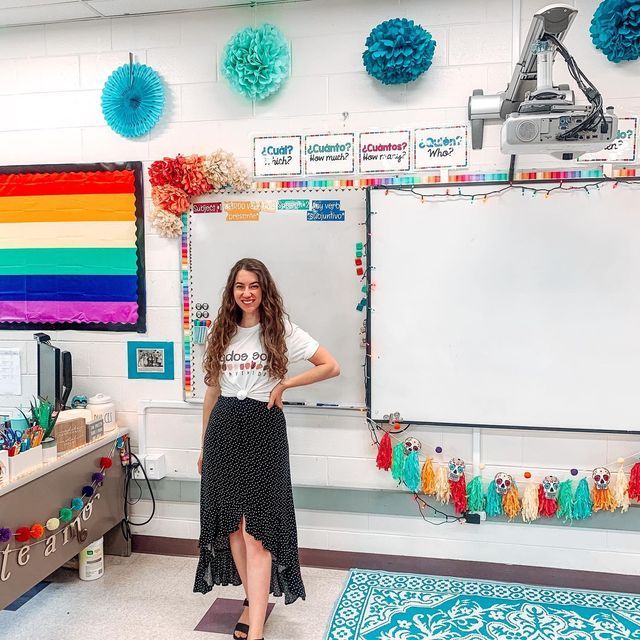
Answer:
[219,320,319,402]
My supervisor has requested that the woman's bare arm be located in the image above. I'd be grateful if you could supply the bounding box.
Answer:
[267,346,340,409]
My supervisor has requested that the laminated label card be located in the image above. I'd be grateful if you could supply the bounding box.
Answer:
[359,130,411,173]
[414,125,469,169]
[253,135,303,177]
[304,133,355,175]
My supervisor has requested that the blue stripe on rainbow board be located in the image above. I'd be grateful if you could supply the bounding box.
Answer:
[0,274,138,301]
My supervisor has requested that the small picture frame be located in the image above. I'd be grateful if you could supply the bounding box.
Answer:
[127,341,174,380]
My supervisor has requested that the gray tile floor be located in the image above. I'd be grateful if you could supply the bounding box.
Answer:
[0,553,348,640]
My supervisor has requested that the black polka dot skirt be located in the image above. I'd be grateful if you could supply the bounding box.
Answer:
[193,396,306,605]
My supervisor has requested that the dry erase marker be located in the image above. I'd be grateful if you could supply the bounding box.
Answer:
[284,401,306,406]
[316,403,339,407]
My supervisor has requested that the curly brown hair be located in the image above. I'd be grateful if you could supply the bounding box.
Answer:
[203,258,289,387]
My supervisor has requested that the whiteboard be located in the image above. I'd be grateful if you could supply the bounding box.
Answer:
[369,180,640,431]
[187,189,366,407]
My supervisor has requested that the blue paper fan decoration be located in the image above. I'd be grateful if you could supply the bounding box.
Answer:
[363,18,436,85]
[590,0,640,63]
[222,23,290,101]
[101,62,165,138]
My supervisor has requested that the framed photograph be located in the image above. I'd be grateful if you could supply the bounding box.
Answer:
[127,341,174,380]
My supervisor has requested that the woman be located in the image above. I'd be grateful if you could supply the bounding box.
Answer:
[194,258,340,640]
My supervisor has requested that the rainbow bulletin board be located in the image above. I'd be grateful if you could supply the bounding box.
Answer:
[0,163,146,332]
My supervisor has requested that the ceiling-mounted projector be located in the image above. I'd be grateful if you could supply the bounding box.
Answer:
[468,4,617,160]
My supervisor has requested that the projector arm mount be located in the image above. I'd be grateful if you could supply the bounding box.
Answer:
[468,3,577,149]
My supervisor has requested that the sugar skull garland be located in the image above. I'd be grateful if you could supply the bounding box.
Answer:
[401,437,422,492]
[404,437,421,454]
[487,472,521,520]
[539,475,560,517]
[592,466,616,512]
[374,431,640,522]
[494,472,513,496]
[447,458,468,514]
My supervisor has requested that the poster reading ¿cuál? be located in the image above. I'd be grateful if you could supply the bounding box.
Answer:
[253,135,303,177]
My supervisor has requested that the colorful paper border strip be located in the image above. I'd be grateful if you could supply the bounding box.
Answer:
[249,167,638,190]
[182,213,191,397]
[449,168,637,181]
[250,175,441,190]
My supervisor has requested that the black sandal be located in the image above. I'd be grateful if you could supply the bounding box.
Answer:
[232,599,250,640]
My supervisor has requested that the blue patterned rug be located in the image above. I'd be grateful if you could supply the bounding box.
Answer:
[326,569,640,639]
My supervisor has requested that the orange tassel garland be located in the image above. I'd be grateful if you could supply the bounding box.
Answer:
[503,484,521,520]
[421,457,436,495]
[592,486,617,512]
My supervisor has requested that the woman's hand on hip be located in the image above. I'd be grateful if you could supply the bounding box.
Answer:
[267,382,286,409]
[197,450,203,475]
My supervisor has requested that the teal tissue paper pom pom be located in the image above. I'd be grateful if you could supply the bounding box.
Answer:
[402,450,421,492]
[485,480,504,517]
[71,497,84,511]
[101,62,165,137]
[222,23,290,101]
[363,18,436,85]
[391,442,406,481]
[590,0,640,62]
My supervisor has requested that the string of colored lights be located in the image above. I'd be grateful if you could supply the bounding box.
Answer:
[385,175,640,204]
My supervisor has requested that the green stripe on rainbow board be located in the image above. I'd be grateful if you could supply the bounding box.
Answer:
[0,247,138,275]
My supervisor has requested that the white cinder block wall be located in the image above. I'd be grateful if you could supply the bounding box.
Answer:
[1,0,639,572]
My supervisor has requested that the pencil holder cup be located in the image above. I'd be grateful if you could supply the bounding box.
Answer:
[0,450,8,487]
[8,444,43,481]
[193,324,207,344]
[42,437,57,464]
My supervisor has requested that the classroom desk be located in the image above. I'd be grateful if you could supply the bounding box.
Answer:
[0,431,129,610]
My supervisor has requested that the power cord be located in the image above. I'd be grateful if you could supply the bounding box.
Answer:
[121,446,156,541]
[543,33,607,140]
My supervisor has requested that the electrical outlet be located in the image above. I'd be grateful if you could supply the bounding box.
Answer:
[144,453,167,480]
[131,455,146,481]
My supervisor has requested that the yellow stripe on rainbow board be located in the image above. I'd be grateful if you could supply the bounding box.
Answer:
[0,220,138,249]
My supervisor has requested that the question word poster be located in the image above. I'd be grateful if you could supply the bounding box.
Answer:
[578,117,637,164]
[359,130,411,173]
[253,135,303,177]
[304,133,355,175]
[414,125,469,169]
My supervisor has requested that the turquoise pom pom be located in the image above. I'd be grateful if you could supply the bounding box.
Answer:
[590,0,640,62]
[573,478,593,520]
[485,480,504,517]
[363,18,436,85]
[101,63,165,137]
[466,475,486,512]
[557,479,574,521]
[71,497,84,511]
[403,451,421,492]
[391,443,406,481]
[222,24,290,101]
